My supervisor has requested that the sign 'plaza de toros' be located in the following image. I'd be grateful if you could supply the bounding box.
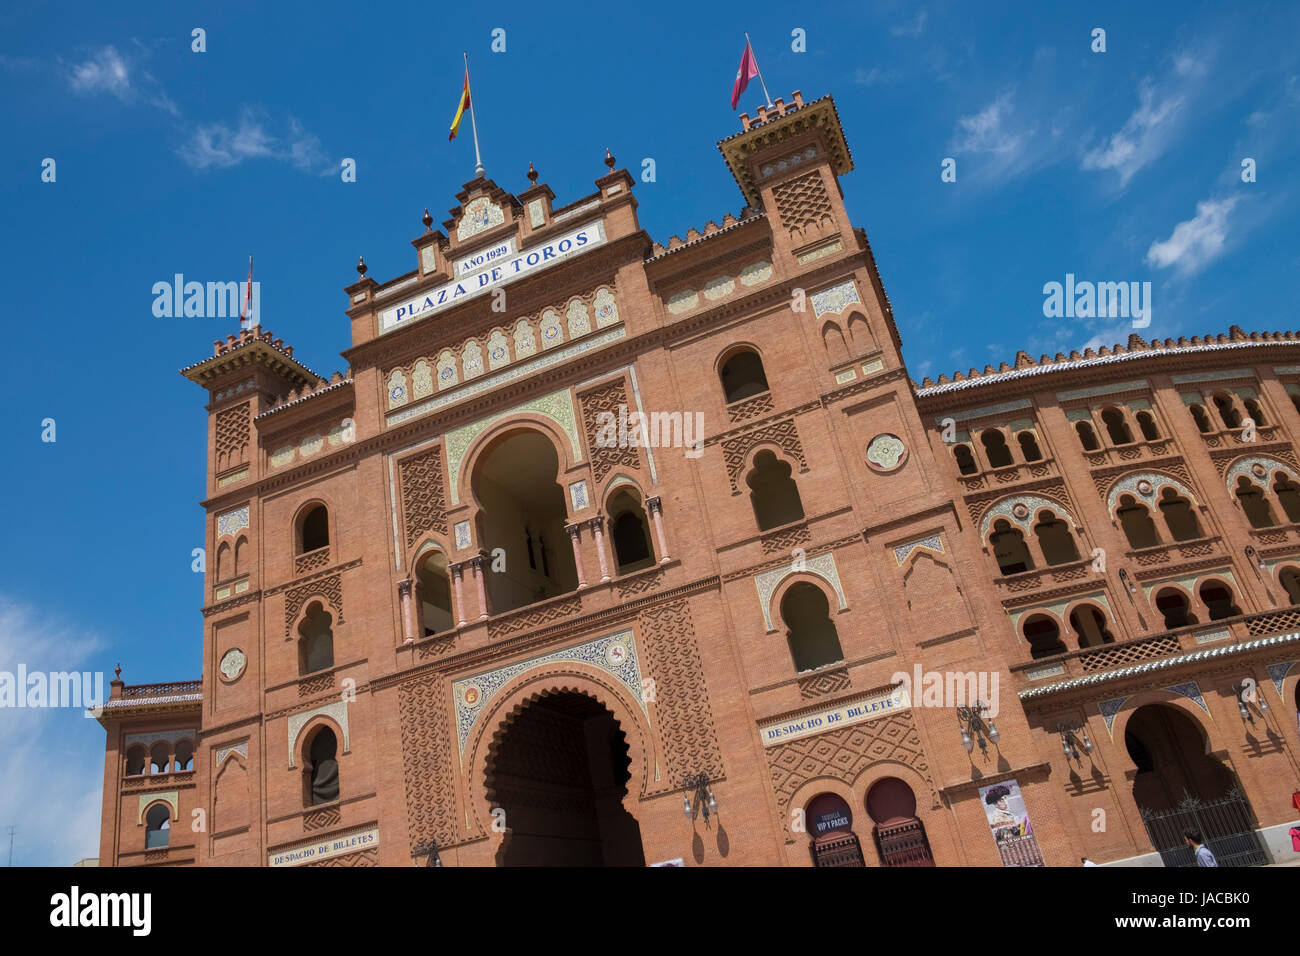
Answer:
[96,91,1300,867]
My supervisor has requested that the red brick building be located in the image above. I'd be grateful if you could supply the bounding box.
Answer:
[96,91,1300,867]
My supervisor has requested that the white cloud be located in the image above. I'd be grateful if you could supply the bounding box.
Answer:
[891,11,927,38]
[67,46,130,98]
[178,110,334,175]
[1081,80,1186,185]
[853,66,900,86]
[0,596,107,866]
[952,91,1022,155]
[1146,196,1240,275]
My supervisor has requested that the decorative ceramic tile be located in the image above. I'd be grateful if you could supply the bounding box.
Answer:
[1025,663,1065,681]
[214,585,231,600]
[214,740,248,766]
[420,245,437,275]
[569,479,589,511]
[665,290,698,315]
[1164,681,1208,714]
[796,240,842,264]
[1266,660,1295,695]
[934,399,1032,426]
[1225,456,1298,492]
[138,791,178,824]
[540,309,564,349]
[457,197,505,241]
[978,494,1074,539]
[866,433,906,471]
[594,288,619,328]
[861,358,884,375]
[300,433,324,457]
[527,198,545,228]
[1193,629,1231,644]
[566,300,592,337]
[1055,380,1149,402]
[436,350,458,390]
[270,446,295,468]
[412,360,433,399]
[514,319,537,358]
[217,506,249,538]
[234,579,249,594]
[453,628,643,754]
[219,648,246,681]
[893,534,944,565]
[1171,369,1252,385]
[454,520,471,550]
[126,728,197,750]
[461,341,484,379]
[1098,696,1130,736]
[1179,391,1205,405]
[444,388,581,504]
[834,369,857,384]
[386,369,408,409]
[288,700,350,768]
[811,280,860,317]
[486,330,510,370]
[703,276,735,301]
[1105,472,1197,514]
[754,552,848,630]
[740,261,773,286]
[218,467,249,487]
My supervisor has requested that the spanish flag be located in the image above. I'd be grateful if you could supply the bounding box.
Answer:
[449,67,470,141]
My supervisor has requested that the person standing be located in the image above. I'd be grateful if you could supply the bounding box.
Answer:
[1184,829,1218,867]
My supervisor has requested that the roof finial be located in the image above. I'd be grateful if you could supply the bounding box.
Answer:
[527,161,538,184]
[604,147,615,171]
[422,208,433,231]
[356,256,367,277]
[114,662,121,680]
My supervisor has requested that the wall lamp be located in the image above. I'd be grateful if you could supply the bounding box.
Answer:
[1235,679,1270,724]
[957,701,1000,756]
[1057,721,1094,761]
[412,837,443,867]
[1118,568,1138,595]
[682,772,718,826]
[1244,545,1266,571]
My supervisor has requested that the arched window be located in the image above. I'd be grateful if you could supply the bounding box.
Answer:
[1023,615,1066,659]
[300,505,329,553]
[1136,411,1160,441]
[780,582,844,673]
[608,488,656,574]
[720,349,769,403]
[1033,511,1080,565]
[1274,475,1300,523]
[299,602,334,674]
[747,450,805,531]
[1155,588,1195,629]
[144,804,171,849]
[150,743,170,775]
[1117,495,1161,549]
[216,541,232,582]
[1157,488,1201,541]
[1075,420,1100,451]
[125,746,147,776]
[416,551,454,636]
[1243,397,1267,427]
[1279,567,1300,604]
[1016,431,1043,462]
[1189,404,1213,433]
[1100,407,1133,445]
[175,740,194,772]
[307,727,340,806]
[990,520,1033,575]
[1235,477,1276,528]
[1070,605,1115,648]
[1213,393,1241,429]
[1199,580,1240,621]
[980,429,1013,468]
[953,444,977,475]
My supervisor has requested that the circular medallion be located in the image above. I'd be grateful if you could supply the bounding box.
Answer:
[390,385,405,401]
[605,642,629,668]
[461,684,482,708]
[1011,502,1031,520]
[219,648,246,682]
[440,367,454,381]
[545,326,558,339]
[491,347,505,361]
[865,433,907,472]
[1136,479,1154,496]
[599,304,614,319]
[1251,462,1267,478]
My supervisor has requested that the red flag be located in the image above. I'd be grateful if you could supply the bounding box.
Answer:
[731,40,759,110]
[241,256,254,328]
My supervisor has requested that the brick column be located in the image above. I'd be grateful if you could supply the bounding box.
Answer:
[450,563,469,627]
[397,579,416,645]
[646,496,670,564]
[588,515,611,582]
[566,523,588,587]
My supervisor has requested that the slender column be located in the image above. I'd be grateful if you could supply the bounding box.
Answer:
[588,515,611,582]
[398,579,416,645]
[646,496,670,564]
[470,553,490,620]
[566,523,588,588]
[450,563,469,627]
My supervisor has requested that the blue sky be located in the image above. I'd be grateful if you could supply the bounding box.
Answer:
[1,0,1296,864]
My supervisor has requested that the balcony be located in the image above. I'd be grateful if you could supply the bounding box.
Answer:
[1246,522,1300,549]
[1127,535,1224,569]
[1080,436,1176,470]
[1199,424,1282,449]
[1012,607,1300,698]
[995,557,1093,596]
[957,456,1057,494]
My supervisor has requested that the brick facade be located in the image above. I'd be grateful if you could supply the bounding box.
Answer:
[96,91,1300,867]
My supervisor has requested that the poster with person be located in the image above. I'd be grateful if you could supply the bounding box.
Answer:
[978,779,1044,865]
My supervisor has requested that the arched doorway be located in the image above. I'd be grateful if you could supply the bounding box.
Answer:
[485,692,645,867]
[865,777,935,866]
[805,793,864,866]
[1124,703,1266,866]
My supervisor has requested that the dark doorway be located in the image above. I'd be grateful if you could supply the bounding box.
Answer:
[486,692,646,867]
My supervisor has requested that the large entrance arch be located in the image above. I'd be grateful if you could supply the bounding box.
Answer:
[1124,702,1267,866]
[485,691,646,866]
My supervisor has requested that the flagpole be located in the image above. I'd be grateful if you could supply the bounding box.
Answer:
[745,32,773,108]
[465,51,484,179]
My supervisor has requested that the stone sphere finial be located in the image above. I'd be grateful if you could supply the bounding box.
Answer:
[527,161,538,184]
[357,256,367,276]
[604,147,615,171]
[422,208,433,230]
